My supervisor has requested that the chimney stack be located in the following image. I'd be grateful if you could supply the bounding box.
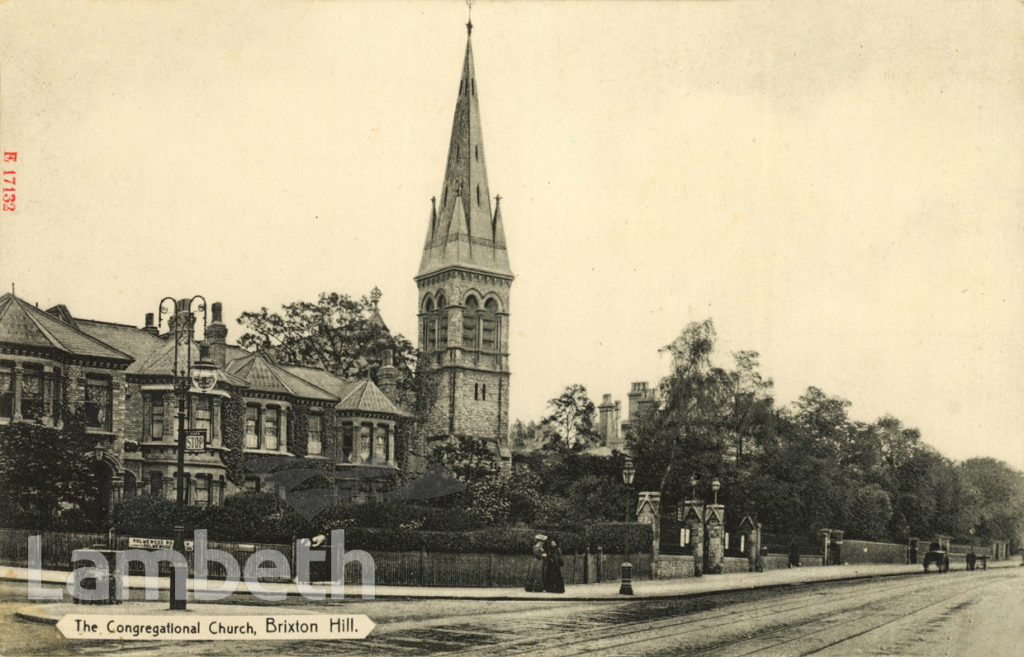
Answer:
[206,301,228,368]
[377,349,399,402]
[143,312,158,336]
[598,394,615,446]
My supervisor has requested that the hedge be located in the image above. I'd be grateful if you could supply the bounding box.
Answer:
[112,494,654,555]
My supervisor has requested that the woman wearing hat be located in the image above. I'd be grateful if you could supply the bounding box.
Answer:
[542,536,565,594]
[525,534,547,592]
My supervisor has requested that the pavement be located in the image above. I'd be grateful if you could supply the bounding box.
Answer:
[6,559,1020,625]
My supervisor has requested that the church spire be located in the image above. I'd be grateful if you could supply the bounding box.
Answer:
[418,22,512,281]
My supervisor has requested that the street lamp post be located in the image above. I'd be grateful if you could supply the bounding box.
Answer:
[621,456,636,522]
[157,296,217,611]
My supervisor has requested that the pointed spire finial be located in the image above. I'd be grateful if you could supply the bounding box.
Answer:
[370,286,382,310]
[466,0,473,35]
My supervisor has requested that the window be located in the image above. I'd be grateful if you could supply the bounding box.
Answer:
[244,405,259,448]
[342,423,355,462]
[436,295,448,347]
[150,472,163,497]
[424,299,437,349]
[482,298,498,352]
[359,424,372,463]
[150,398,164,440]
[85,375,112,430]
[20,364,42,420]
[0,361,13,419]
[192,396,211,439]
[374,425,387,463]
[195,476,210,507]
[264,407,280,450]
[463,296,478,347]
[476,185,481,206]
[245,477,261,493]
[475,145,479,161]
[308,413,322,455]
[482,384,487,400]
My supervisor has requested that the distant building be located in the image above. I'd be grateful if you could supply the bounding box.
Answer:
[598,381,658,452]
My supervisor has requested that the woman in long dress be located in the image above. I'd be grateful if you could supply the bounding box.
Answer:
[526,534,547,592]
[542,537,565,593]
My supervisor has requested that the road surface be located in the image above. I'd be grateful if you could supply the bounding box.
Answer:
[2,568,1022,656]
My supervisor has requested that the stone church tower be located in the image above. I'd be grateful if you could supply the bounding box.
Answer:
[416,21,512,448]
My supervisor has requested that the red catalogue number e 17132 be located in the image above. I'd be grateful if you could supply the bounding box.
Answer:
[3,152,17,212]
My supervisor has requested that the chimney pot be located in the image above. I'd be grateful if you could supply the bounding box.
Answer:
[212,302,223,324]
[145,312,154,327]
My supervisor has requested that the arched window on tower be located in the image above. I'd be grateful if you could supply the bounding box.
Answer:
[424,298,437,350]
[463,295,479,348]
[436,294,448,348]
[482,298,498,353]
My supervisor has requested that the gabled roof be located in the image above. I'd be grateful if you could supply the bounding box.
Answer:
[226,353,337,402]
[0,293,133,363]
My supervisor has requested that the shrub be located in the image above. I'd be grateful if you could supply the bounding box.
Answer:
[111,496,203,538]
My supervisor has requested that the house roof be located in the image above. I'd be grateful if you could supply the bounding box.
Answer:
[0,293,133,363]
[131,337,250,387]
[281,364,410,417]
[75,319,167,373]
[336,380,410,417]
[226,353,337,402]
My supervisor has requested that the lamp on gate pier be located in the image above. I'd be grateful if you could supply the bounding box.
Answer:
[621,456,636,521]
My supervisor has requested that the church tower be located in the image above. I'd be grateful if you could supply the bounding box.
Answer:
[416,20,512,448]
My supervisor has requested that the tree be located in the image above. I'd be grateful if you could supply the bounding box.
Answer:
[627,319,734,500]
[0,413,99,528]
[959,457,1024,544]
[237,291,418,399]
[540,384,598,451]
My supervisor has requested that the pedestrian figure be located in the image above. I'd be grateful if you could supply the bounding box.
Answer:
[525,534,547,592]
[543,536,565,594]
[788,540,800,568]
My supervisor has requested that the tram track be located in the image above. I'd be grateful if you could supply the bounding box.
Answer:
[420,570,1017,657]
[418,572,939,656]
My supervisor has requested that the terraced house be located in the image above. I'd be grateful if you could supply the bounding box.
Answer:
[0,292,407,516]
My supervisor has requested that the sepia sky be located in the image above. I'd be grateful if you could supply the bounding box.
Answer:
[1,1,1022,469]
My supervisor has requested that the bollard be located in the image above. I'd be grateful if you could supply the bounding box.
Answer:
[618,562,633,595]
